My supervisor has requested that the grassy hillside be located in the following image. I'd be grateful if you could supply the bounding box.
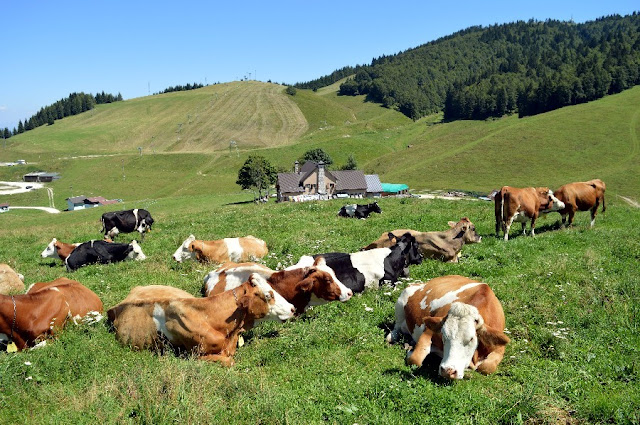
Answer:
[0,194,638,424]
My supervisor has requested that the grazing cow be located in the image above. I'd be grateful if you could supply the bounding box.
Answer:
[0,264,25,295]
[173,235,268,264]
[108,274,294,365]
[361,218,482,263]
[65,240,146,272]
[41,238,81,262]
[494,186,565,241]
[26,278,103,324]
[387,275,510,380]
[204,257,352,314]
[1,288,70,351]
[292,233,423,293]
[550,179,606,228]
[101,208,154,241]
[338,202,382,219]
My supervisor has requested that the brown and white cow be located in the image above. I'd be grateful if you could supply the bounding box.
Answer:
[361,218,482,263]
[172,234,268,264]
[1,288,70,351]
[550,179,606,228]
[494,186,565,241]
[41,238,81,262]
[27,278,103,325]
[387,275,510,380]
[108,274,293,365]
[203,257,353,314]
[0,264,25,295]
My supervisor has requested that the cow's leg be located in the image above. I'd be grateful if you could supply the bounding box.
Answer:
[590,203,599,228]
[529,216,537,237]
[521,222,527,236]
[567,209,576,227]
[504,215,515,241]
[108,228,119,240]
[406,332,433,367]
[475,346,506,375]
[560,213,567,228]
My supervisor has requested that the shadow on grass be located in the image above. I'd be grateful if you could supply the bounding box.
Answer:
[493,220,563,240]
[383,354,454,385]
[223,200,258,206]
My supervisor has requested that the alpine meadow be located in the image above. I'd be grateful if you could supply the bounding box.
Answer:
[1,15,640,425]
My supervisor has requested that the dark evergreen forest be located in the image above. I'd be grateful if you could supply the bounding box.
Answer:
[296,13,640,121]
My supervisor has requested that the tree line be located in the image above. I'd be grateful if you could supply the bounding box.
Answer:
[297,13,640,121]
[154,82,206,95]
[2,91,122,139]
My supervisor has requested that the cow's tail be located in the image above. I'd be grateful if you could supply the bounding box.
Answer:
[100,217,105,234]
[601,193,606,214]
[494,189,504,237]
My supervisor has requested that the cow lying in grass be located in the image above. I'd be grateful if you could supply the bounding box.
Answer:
[361,218,482,263]
[107,274,295,365]
[338,202,382,219]
[204,256,352,314]
[0,264,25,295]
[173,235,268,264]
[387,275,510,380]
[1,279,103,351]
[65,240,146,271]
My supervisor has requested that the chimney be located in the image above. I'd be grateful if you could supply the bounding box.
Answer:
[294,160,299,173]
[317,161,326,195]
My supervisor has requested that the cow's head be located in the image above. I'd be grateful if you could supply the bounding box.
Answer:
[41,238,60,259]
[424,302,510,380]
[394,232,423,266]
[247,273,295,323]
[537,188,565,212]
[370,202,382,214]
[448,218,482,244]
[300,256,353,306]
[173,235,197,262]
[127,241,147,261]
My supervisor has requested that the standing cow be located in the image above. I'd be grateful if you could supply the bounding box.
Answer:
[550,179,606,228]
[387,275,510,380]
[338,202,382,219]
[101,209,154,241]
[494,186,565,241]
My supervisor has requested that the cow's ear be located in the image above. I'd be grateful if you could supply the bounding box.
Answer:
[477,324,510,347]
[188,242,197,252]
[313,256,326,267]
[296,278,314,293]
[448,221,457,228]
[387,232,397,242]
[423,316,444,332]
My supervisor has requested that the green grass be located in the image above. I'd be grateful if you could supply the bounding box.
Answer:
[1,195,639,424]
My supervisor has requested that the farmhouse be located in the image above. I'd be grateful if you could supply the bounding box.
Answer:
[66,196,120,211]
[276,161,382,202]
[0,203,9,213]
[23,172,61,183]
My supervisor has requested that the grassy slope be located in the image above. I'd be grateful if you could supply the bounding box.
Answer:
[0,195,638,424]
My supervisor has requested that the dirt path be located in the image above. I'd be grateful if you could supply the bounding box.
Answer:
[619,195,640,208]
[9,206,60,214]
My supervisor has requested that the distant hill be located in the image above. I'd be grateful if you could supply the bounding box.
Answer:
[297,13,640,121]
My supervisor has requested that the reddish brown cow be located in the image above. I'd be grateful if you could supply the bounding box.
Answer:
[494,186,565,241]
[27,278,103,324]
[551,179,606,228]
[1,289,70,351]
[203,257,352,314]
[387,275,510,380]
[108,274,283,365]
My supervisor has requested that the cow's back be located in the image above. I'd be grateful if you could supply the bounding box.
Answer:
[27,278,103,318]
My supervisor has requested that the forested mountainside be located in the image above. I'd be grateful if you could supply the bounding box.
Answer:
[296,13,640,121]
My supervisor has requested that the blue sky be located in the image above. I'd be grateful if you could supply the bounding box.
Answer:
[1,1,637,130]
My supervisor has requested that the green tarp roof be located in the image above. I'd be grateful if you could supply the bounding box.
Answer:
[381,183,409,193]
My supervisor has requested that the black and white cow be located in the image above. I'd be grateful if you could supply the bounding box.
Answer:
[65,240,146,271]
[337,202,382,219]
[289,233,422,293]
[101,209,154,241]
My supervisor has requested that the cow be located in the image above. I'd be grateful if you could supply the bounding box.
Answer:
[386,275,510,380]
[494,186,565,241]
[0,264,25,295]
[291,232,423,293]
[203,256,353,314]
[101,208,154,241]
[41,238,81,262]
[549,179,606,228]
[26,278,103,325]
[173,235,268,264]
[65,240,146,272]
[361,218,482,263]
[107,274,295,365]
[338,202,382,219]
[1,288,70,351]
